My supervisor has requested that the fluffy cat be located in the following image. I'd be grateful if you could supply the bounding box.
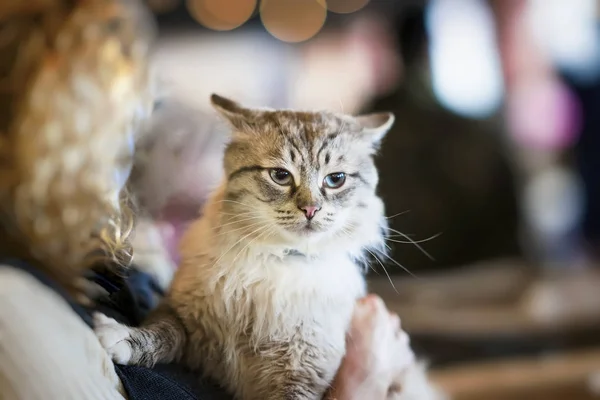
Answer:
[95,94,401,399]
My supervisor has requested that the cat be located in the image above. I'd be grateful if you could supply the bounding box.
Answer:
[94,94,402,399]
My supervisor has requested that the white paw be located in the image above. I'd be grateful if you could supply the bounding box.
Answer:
[93,313,134,364]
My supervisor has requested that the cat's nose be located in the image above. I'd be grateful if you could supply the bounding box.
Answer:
[298,205,321,220]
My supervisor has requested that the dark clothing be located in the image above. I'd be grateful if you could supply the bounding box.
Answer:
[1,258,232,400]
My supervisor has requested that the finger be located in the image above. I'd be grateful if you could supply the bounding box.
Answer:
[358,294,386,312]
[369,294,386,311]
[350,302,378,336]
[354,295,387,328]
[353,300,376,325]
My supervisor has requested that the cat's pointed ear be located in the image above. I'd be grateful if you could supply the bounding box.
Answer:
[355,112,395,145]
[210,94,257,131]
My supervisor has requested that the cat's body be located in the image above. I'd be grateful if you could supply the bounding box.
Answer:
[95,94,394,399]
[168,183,382,398]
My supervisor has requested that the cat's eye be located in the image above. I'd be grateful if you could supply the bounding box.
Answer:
[323,172,346,189]
[269,168,293,186]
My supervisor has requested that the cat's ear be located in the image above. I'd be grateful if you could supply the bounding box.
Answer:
[355,112,395,145]
[210,94,258,131]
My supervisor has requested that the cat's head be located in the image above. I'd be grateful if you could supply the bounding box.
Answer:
[211,94,393,250]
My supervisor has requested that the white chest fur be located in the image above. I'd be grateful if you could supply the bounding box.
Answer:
[171,190,384,398]
[175,221,366,343]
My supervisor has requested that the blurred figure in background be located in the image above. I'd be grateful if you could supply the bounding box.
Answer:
[361,5,521,273]
[491,0,591,269]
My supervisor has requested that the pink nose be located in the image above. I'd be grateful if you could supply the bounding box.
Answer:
[299,205,321,220]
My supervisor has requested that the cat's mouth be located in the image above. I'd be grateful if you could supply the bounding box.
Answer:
[294,221,324,235]
[279,219,327,236]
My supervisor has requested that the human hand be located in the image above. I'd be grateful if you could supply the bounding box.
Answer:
[329,294,415,400]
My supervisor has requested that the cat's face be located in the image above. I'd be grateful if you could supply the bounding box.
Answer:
[212,94,394,246]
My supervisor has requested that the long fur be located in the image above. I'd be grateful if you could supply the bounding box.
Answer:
[95,96,436,400]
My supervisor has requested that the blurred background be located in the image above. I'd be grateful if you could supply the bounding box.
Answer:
[136,0,600,398]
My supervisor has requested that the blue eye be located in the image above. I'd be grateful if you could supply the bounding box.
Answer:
[324,172,346,189]
[269,168,293,186]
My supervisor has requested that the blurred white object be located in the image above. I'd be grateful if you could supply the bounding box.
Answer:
[288,15,401,113]
[426,0,504,118]
[153,21,398,115]
[132,218,177,291]
[131,100,229,265]
[527,0,600,84]
[523,166,584,238]
[133,100,227,217]
[523,165,585,266]
[153,31,292,110]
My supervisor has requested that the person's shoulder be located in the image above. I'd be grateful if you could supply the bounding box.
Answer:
[0,263,56,300]
[0,263,87,331]
[0,260,90,320]
[0,262,93,335]
[0,263,127,399]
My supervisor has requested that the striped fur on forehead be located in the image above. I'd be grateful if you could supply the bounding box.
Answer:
[223,110,373,176]
[267,112,361,166]
[211,94,394,232]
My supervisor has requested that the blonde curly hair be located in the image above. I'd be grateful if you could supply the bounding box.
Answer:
[0,0,155,291]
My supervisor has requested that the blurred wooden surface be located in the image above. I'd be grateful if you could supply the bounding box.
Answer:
[370,259,600,337]
[430,348,600,400]
[370,260,600,399]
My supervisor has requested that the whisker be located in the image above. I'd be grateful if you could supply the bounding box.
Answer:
[216,199,255,209]
[216,215,265,229]
[365,249,398,294]
[385,227,436,261]
[386,232,442,245]
[219,211,263,217]
[385,210,411,219]
[213,220,266,237]
[380,252,418,279]
[230,224,276,265]
[338,226,379,275]
[212,224,271,266]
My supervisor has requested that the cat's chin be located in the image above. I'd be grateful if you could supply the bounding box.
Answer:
[272,223,328,244]
[281,221,329,238]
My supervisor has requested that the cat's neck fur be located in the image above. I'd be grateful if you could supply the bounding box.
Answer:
[177,183,386,340]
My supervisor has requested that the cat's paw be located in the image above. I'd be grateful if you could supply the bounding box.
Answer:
[93,312,134,364]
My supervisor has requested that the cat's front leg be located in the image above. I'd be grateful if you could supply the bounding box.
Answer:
[245,365,330,400]
[239,340,341,400]
[94,302,187,367]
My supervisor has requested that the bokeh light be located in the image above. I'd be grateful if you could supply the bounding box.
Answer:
[186,0,257,31]
[527,0,600,84]
[427,0,504,119]
[260,0,327,43]
[507,78,582,151]
[524,166,584,238]
[326,0,370,14]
